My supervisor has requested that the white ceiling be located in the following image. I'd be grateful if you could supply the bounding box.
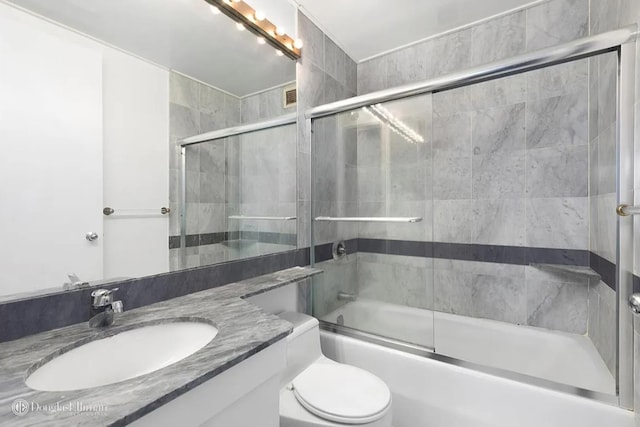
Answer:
[294,0,540,62]
[2,0,297,97]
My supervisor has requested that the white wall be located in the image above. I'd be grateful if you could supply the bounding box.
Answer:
[102,49,169,279]
[0,2,169,295]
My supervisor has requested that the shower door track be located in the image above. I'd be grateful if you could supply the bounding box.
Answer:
[307,26,638,409]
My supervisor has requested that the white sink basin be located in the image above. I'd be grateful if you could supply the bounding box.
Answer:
[26,321,218,391]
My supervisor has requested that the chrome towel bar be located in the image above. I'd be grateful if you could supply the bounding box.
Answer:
[103,207,170,216]
[314,216,423,223]
[228,215,296,221]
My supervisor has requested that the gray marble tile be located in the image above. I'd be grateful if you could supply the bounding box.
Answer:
[433,199,473,243]
[525,197,589,250]
[323,75,342,104]
[598,52,618,133]
[428,29,472,78]
[470,12,525,65]
[345,56,357,95]
[525,0,588,51]
[526,145,588,198]
[589,57,599,143]
[598,124,616,195]
[469,74,526,111]
[313,257,357,317]
[198,84,225,116]
[387,43,429,87]
[298,61,325,109]
[259,86,287,120]
[589,136,599,197]
[298,11,324,69]
[387,200,431,242]
[200,140,225,174]
[185,171,200,203]
[433,152,472,200]
[389,162,427,202]
[357,57,387,94]
[526,59,588,101]
[526,91,588,150]
[595,193,617,263]
[472,150,525,199]
[472,103,525,155]
[433,87,471,118]
[433,111,471,154]
[526,276,588,334]
[473,198,525,246]
[199,172,225,203]
[226,94,241,126]
[185,202,199,235]
[434,262,527,324]
[357,125,384,166]
[169,72,198,108]
[358,257,433,310]
[170,103,199,142]
[357,165,387,202]
[240,95,260,124]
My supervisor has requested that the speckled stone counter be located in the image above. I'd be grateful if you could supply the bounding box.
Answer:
[0,266,321,426]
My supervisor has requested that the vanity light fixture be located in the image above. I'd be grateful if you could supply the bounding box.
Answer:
[205,0,301,60]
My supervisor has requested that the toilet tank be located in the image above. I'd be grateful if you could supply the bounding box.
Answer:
[277,312,323,385]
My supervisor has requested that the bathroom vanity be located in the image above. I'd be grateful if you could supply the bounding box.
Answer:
[0,267,320,426]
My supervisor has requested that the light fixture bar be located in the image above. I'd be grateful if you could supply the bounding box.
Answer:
[205,0,301,60]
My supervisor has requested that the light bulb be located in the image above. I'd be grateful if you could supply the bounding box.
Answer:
[223,0,232,4]
[257,37,266,45]
[275,50,284,56]
[232,0,241,2]
[276,27,286,36]
[236,23,245,31]
[209,5,221,14]
[254,10,265,21]
[293,39,303,49]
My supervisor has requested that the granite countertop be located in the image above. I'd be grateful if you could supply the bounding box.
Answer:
[0,266,321,426]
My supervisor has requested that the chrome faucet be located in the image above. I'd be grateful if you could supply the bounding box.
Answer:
[89,288,124,328]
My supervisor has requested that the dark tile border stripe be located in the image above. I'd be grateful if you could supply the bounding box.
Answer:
[169,232,296,249]
[589,252,616,291]
[0,248,310,343]
[357,238,589,267]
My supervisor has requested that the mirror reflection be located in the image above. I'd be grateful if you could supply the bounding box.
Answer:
[0,0,297,299]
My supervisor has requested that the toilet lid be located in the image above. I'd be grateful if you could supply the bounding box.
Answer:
[291,363,391,424]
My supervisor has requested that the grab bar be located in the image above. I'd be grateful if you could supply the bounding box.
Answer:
[314,216,423,223]
[103,207,170,216]
[228,215,296,221]
[617,204,640,216]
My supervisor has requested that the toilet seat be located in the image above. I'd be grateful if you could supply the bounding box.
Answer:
[291,363,392,425]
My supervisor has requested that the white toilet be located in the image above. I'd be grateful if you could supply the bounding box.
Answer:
[278,311,392,427]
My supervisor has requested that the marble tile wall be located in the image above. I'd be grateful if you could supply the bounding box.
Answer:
[240,82,297,124]
[169,72,241,270]
[298,11,358,250]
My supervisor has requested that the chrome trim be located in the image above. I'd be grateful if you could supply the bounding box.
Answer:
[306,27,637,119]
[617,39,636,410]
[314,216,423,223]
[319,322,619,406]
[228,215,296,221]
[629,294,640,315]
[179,146,187,269]
[179,113,297,146]
[616,204,640,216]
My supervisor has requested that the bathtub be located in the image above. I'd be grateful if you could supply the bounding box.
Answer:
[319,327,633,427]
[321,299,614,395]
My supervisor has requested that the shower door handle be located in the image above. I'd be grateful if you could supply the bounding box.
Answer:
[629,294,640,315]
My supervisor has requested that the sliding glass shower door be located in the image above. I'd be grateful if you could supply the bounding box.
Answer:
[311,48,626,401]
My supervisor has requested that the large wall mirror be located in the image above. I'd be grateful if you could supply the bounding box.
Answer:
[0,0,298,300]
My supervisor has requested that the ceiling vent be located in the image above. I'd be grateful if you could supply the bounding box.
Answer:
[284,87,297,108]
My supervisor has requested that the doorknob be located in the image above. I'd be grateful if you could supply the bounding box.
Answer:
[85,232,99,242]
[629,294,640,314]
